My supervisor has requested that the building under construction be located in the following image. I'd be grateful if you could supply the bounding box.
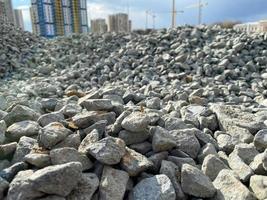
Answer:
[108,13,131,33]
[91,19,108,33]
[0,0,14,23]
[30,0,88,38]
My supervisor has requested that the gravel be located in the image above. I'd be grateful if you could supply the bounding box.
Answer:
[1,21,267,199]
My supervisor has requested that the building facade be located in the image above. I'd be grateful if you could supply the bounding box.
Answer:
[0,0,14,23]
[14,9,24,30]
[234,20,267,33]
[91,19,107,33]
[30,0,89,38]
[108,13,131,33]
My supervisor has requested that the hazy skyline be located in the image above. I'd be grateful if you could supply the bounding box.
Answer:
[13,0,267,32]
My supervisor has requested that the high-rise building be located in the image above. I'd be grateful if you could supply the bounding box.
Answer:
[91,19,107,33]
[30,0,89,38]
[14,9,24,30]
[0,0,14,23]
[107,13,131,33]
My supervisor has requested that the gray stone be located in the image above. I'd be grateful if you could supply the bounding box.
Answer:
[228,151,254,182]
[6,120,39,141]
[67,173,99,200]
[233,143,259,165]
[100,166,129,200]
[24,153,51,168]
[38,122,72,149]
[197,143,218,163]
[129,142,152,154]
[0,162,28,182]
[0,142,17,159]
[254,129,267,152]
[12,136,36,164]
[160,160,186,200]
[79,99,113,111]
[250,153,266,174]
[118,130,150,145]
[202,154,229,181]
[111,110,131,134]
[38,112,65,127]
[50,147,93,171]
[121,112,150,132]
[0,177,9,199]
[181,164,216,198]
[87,136,126,165]
[167,156,196,168]
[3,105,40,127]
[213,169,257,200]
[170,128,201,159]
[29,162,82,197]
[121,147,153,176]
[250,175,267,200]
[131,174,176,200]
[151,126,176,152]
[78,129,101,154]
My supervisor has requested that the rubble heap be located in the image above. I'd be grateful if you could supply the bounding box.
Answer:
[0,19,42,78]
[1,24,267,200]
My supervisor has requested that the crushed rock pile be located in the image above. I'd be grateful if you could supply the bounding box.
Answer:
[1,23,267,200]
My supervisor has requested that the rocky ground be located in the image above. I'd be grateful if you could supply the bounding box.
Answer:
[1,21,267,200]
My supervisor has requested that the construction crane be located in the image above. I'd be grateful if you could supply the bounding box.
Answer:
[187,0,208,25]
[171,0,184,28]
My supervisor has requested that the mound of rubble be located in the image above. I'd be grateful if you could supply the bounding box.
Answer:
[0,19,42,78]
[1,24,267,199]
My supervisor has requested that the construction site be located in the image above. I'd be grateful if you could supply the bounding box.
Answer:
[1,0,267,199]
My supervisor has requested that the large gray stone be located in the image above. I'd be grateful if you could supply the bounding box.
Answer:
[3,105,40,127]
[250,175,267,200]
[29,162,82,197]
[100,166,129,200]
[67,173,99,200]
[38,122,72,149]
[170,128,201,159]
[50,147,93,171]
[181,164,216,198]
[87,136,126,165]
[6,120,40,141]
[121,112,150,132]
[131,174,176,200]
[121,147,153,176]
[213,169,257,200]
[151,126,176,152]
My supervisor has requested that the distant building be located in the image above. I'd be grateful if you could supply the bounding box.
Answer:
[234,20,267,33]
[108,13,131,33]
[30,0,89,38]
[91,19,107,33]
[0,0,14,23]
[14,9,24,30]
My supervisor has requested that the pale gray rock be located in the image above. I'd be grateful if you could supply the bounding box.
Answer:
[213,169,257,200]
[121,147,153,176]
[6,120,39,141]
[38,112,65,127]
[151,126,176,152]
[121,112,150,132]
[50,147,93,171]
[29,162,82,197]
[202,154,229,181]
[79,99,113,111]
[181,164,216,198]
[160,160,186,200]
[87,136,126,165]
[24,153,51,168]
[38,122,72,149]
[3,105,40,127]
[170,128,201,159]
[131,174,176,200]
[250,175,267,200]
[100,166,129,200]
[67,173,99,200]
[254,129,267,152]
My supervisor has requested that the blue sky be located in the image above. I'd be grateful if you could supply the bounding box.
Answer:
[13,0,267,32]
